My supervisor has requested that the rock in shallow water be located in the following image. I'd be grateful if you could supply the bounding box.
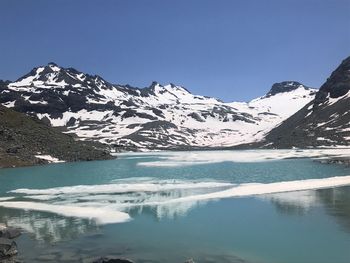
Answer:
[0,237,18,258]
[0,227,21,239]
[0,227,21,263]
[92,258,134,263]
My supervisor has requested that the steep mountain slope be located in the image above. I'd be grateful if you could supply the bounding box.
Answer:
[0,63,316,150]
[261,56,350,148]
[0,105,112,168]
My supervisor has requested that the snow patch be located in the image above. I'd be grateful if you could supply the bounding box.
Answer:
[35,155,64,163]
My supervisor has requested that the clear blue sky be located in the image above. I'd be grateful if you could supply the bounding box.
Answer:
[0,0,349,101]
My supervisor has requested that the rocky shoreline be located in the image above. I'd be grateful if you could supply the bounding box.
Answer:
[323,157,350,166]
[92,258,135,263]
[0,225,21,263]
[92,259,195,263]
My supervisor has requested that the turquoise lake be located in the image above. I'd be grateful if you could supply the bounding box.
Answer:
[0,150,350,263]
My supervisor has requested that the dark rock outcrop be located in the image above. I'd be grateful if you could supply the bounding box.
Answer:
[315,56,350,104]
[0,105,113,168]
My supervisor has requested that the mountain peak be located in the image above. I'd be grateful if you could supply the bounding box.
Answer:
[266,81,308,97]
[149,81,161,88]
[47,62,59,67]
[42,62,61,72]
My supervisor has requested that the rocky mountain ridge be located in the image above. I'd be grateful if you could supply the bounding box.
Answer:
[260,56,350,148]
[0,63,317,150]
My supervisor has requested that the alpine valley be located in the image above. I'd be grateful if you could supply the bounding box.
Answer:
[1,56,349,153]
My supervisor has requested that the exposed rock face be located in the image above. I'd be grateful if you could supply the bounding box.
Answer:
[0,105,112,168]
[314,56,350,104]
[0,63,316,150]
[260,56,350,148]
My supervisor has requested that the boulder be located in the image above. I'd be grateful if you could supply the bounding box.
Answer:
[92,258,134,263]
[0,238,18,258]
[0,227,21,239]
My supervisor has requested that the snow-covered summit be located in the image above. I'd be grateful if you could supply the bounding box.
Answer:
[266,81,311,97]
[9,63,111,90]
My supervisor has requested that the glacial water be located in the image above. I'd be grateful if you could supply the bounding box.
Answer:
[0,150,350,263]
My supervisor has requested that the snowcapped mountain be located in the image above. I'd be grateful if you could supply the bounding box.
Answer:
[0,63,316,150]
[261,56,350,148]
